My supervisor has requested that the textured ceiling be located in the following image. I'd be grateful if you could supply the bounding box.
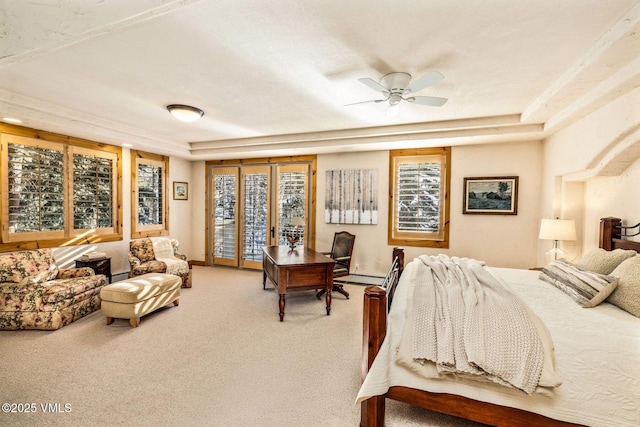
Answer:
[1,0,639,159]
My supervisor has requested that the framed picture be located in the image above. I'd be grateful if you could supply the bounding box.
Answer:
[463,176,518,215]
[173,181,188,200]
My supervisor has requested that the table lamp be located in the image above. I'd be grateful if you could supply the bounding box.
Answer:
[539,218,576,262]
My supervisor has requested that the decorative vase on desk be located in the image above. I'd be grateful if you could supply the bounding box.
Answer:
[286,217,305,250]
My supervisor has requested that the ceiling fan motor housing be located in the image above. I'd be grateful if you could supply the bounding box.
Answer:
[380,72,411,92]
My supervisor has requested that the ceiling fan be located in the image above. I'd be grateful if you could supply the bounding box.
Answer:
[347,71,448,117]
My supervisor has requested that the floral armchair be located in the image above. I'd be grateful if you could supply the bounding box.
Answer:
[128,238,191,288]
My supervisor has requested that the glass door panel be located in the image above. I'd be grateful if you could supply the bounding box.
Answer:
[240,166,270,269]
[277,164,309,246]
[212,167,238,266]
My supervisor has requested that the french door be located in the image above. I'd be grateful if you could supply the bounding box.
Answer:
[209,162,311,269]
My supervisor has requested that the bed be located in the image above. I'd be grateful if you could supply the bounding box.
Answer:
[358,217,640,427]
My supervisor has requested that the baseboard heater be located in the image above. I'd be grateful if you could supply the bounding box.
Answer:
[334,274,384,286]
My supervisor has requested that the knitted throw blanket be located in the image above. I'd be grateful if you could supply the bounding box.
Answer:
[411,254,544,394]
[150,237,189,277]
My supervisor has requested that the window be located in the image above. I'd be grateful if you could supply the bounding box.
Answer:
[71,146,117,233]
[388,147,450,248]
[1,133,121,246]
[277,164,308,246]
[131,150,169,238]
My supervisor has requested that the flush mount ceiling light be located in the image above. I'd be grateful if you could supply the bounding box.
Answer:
[166,104,204,122]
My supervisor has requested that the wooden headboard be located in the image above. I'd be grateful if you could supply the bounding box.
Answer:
[599,217,640,252]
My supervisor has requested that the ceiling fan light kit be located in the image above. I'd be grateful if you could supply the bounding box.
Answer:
[347,70,448,117]
[166,104,205,122]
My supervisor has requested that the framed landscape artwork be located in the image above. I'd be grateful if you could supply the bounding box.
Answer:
[173,181,188,200]
[463,176,518,215]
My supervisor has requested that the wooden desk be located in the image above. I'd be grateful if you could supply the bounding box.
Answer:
[262,246,335,321]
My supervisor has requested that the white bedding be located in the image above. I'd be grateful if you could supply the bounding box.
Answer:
[356,262,640,427]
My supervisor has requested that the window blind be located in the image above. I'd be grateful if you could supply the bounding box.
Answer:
[7,143,65,233]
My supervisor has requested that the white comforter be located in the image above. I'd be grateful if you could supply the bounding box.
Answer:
[356,262,640,427]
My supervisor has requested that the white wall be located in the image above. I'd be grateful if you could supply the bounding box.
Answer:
[190,161,207,261]
[315,141,543,276]
[541,85,640,263]
[449,141,542,269]
[315,151,390,276]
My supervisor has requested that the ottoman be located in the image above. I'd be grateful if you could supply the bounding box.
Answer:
[100,273,181,327]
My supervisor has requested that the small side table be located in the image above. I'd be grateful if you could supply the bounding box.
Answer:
[75,258,112,283]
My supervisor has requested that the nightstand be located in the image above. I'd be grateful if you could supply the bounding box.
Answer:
[75,258,112,283]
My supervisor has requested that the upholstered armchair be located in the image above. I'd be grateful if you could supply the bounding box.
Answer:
[128,238,192,288]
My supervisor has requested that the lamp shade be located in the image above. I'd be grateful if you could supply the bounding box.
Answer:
[166,104,204,122]
[539,219,576,241]
[289,216,305,227]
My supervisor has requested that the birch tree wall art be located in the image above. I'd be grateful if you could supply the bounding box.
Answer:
[325,169,378,224]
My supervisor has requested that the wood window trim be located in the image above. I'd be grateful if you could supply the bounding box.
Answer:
[0,123,123,252]
[131,149,169,238]
[388,147,451,248]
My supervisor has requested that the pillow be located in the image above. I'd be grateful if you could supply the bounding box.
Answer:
[539,260,618,308]
[575,248,636,275]
[607,255,640,318]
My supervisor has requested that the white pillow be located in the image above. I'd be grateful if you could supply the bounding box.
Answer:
[575,248,636,275]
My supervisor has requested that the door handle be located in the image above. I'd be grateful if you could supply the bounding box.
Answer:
[270,226,275,239]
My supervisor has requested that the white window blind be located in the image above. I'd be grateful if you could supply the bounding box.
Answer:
[7,142,65,234]
[389,148,450,248]
[242,171,268,261]
[137,162,164,227]
[214,171,238,260]
[277,166,307,245]
[73,151,115,230]
[396,160,441,233]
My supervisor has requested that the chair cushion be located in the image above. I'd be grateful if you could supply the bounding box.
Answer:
[100,273,181,304]
[130,239,156,262]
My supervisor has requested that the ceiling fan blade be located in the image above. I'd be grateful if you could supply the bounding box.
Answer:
[344,99,387,107]
[358,78,390,95]
[405,71,444,94]
[406,95,448,107]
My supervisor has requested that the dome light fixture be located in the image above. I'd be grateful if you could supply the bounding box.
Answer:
[166,104,204,122]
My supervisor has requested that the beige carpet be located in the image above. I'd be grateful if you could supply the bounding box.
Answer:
[0,266,483,427]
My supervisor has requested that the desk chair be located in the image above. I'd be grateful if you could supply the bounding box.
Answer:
[316,231,355,299]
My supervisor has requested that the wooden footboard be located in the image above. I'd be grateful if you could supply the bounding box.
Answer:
[360,247,404,427]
